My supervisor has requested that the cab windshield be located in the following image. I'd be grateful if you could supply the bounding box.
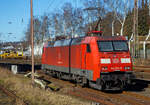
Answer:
[97,41,128,52]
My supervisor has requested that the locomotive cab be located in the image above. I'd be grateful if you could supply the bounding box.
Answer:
[94,36,135,90]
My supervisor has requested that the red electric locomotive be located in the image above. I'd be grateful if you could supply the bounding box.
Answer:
[42,32,135,90]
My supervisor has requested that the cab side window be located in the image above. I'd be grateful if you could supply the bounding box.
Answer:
[86,44,91,53]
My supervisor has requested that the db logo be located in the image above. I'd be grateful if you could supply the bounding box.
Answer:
[113,58,119,63]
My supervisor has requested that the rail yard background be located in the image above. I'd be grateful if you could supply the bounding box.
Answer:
[0,0,150,105]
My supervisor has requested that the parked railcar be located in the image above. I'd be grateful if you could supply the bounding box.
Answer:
[42,34,135,90]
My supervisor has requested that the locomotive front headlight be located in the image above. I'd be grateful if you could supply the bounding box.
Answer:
[121,58,131,63]
[101,58,111,64]
[102,67,108,70]
[124,66,130,70]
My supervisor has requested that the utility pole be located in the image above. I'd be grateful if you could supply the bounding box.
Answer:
[30,0,34,85]
[143,0,150,59]
[136,0,139,58]
[149,0,150,34]
[133,0,138,59]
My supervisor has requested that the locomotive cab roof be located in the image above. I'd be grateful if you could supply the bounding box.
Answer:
[44,35,127,48]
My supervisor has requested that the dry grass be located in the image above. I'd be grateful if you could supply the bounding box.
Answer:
[0,68,90,105]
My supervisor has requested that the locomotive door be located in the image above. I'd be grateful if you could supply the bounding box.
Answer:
[82,44,92,70]
[85,44,92,70]
[81,44,86,69]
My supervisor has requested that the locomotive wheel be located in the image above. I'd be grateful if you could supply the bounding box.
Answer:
[79,77,87,87]
[52,71,57,77]
[74,76,87,87]
[57,72,62,80]
[96,79,105,90]
[118,79,124,90]
[105,81,111,89]
[75,76,81,84]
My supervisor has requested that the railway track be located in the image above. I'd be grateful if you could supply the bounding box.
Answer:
[0,84,28,105]
[134,65,150,68]
[133,65,150,73]
[38,71,115,105]
[133,65,150,80]
[123,91,150,103]
[0,65,149,105]
[79,88,150,105]
[68,86,150,105]
[69,90,114,105]
[37,70,150,105]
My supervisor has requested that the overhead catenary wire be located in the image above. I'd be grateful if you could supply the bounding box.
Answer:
[46,0,55,12]
[53,0,66,12]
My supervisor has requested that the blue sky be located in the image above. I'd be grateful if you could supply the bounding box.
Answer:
[0,0,82,42]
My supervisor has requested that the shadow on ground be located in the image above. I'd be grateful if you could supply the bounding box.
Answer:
[102,79,150,94]
[124,79,150,92]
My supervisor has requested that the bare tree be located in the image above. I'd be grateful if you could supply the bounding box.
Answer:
[101,12,119,36]
[52,13,64,36]
[104,0,132,36]
[61,3,85,37]
[25,14,51,44]
[74,8,85,35]
[24,23,31,45]
[83,0,106,32]
[40,14,50,42]
[24,2,85,41]
[62,3,74,36]
[33,17,42,45]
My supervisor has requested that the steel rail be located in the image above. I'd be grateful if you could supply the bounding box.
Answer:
[0,84,28,105]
